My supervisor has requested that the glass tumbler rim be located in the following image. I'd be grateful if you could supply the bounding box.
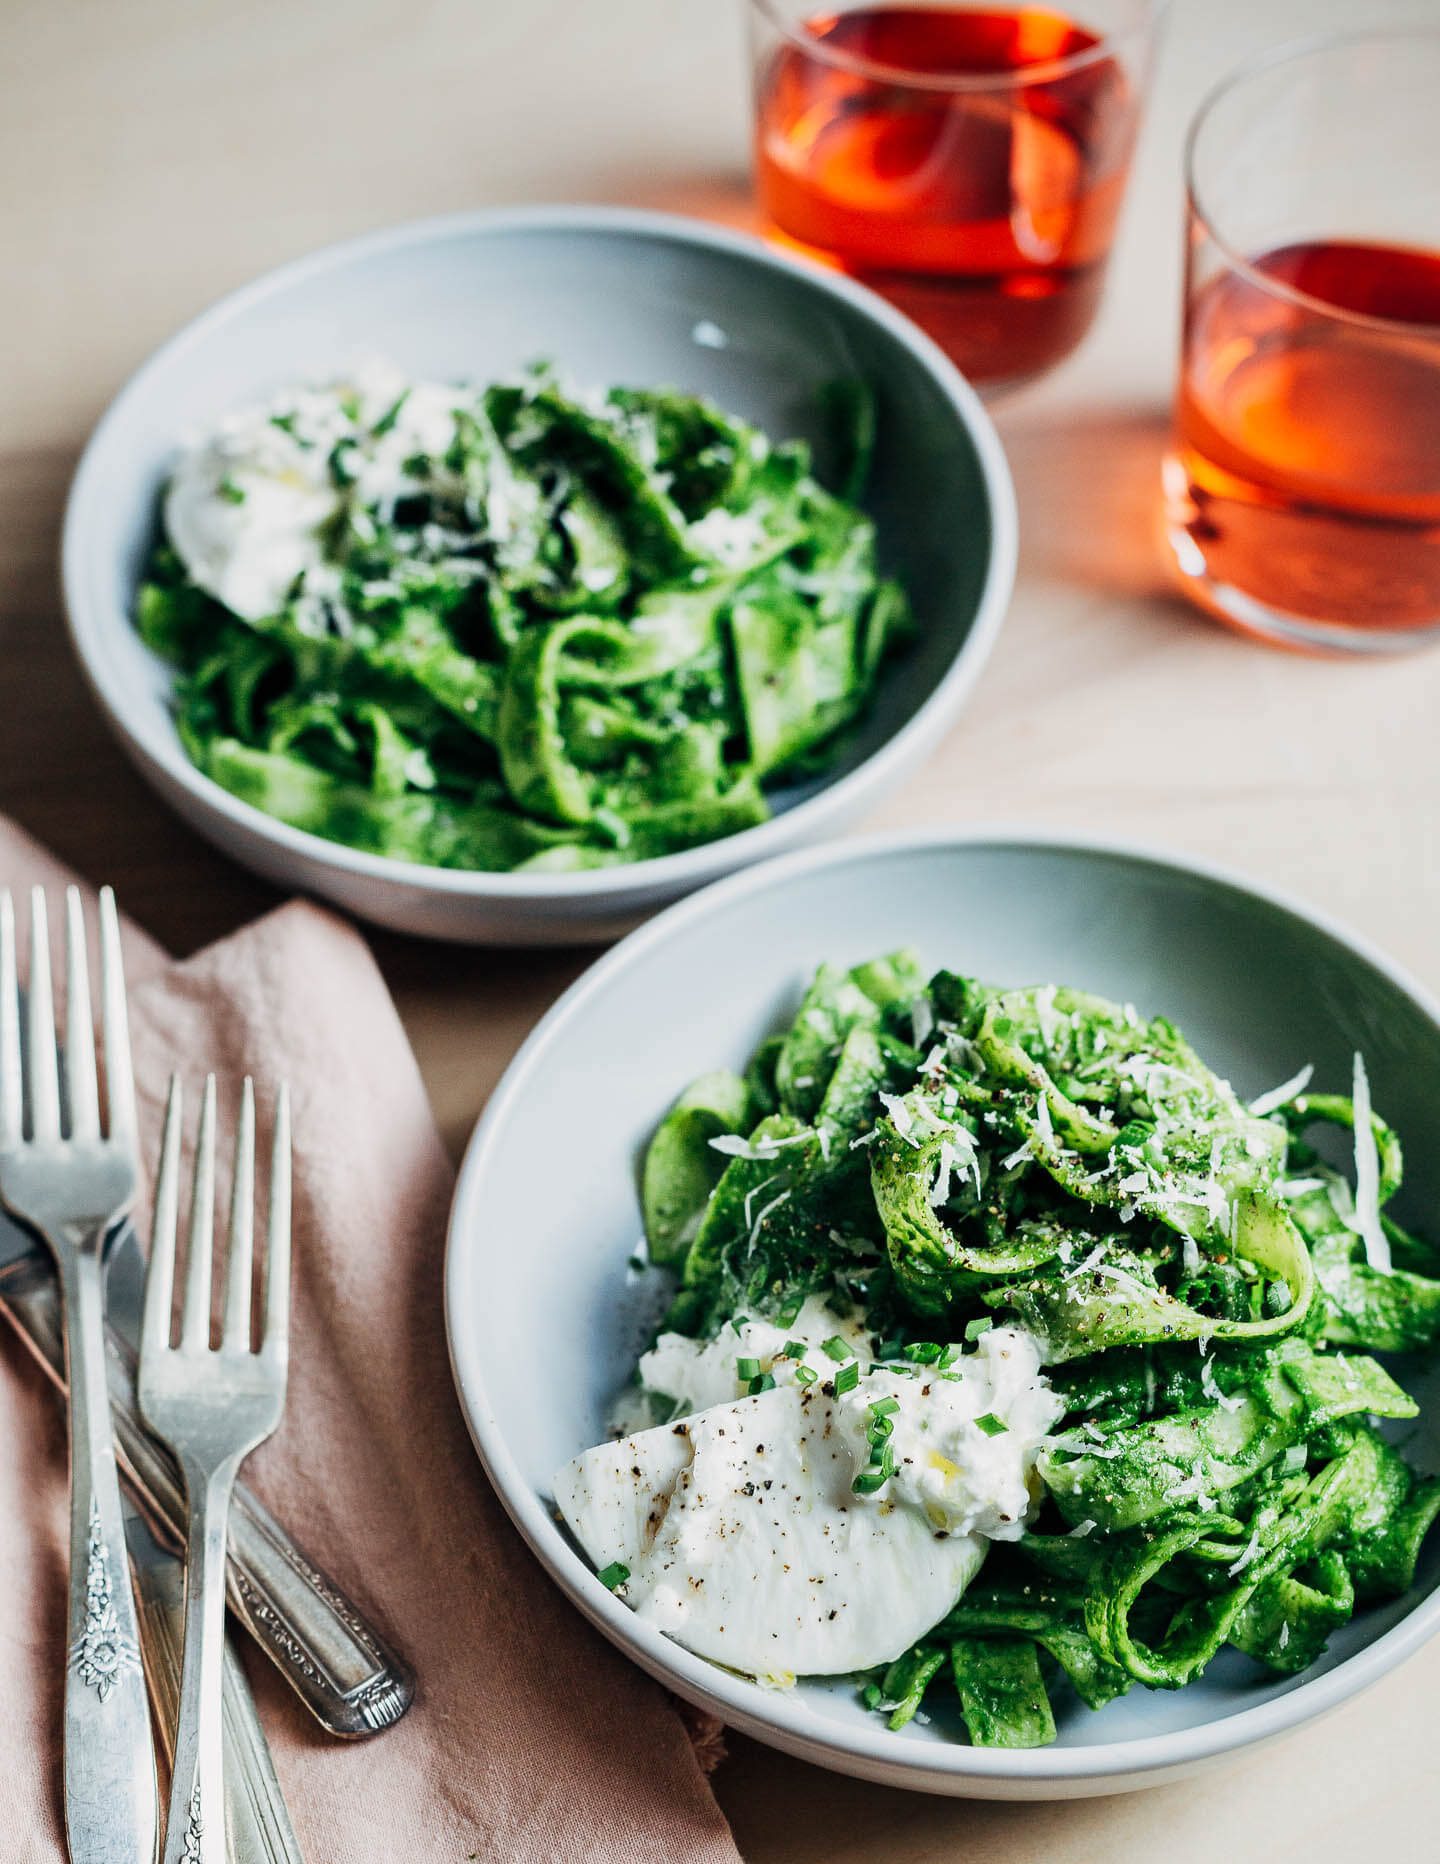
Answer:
[746,0,1167,95]
[1185,24,1440,344]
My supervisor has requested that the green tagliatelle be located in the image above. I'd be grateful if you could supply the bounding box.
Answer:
[638,953,1440,1749]
[136,367,913,873]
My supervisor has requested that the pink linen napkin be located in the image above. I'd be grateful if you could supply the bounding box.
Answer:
[0,815,739,1864]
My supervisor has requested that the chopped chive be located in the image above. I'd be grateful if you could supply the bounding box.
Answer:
[748,1372,776,1395]
[870,1396,901,1418]
[974,1412,1008,1436]
[834,1360,860,1396]
[794,1365,818,1387]
[938,1342,965,1368]
[217,474,246,505]
[735,1357,762,1381]
[779,1340,808,1360]
[822,1336,852,1363]
[776,1295,804,1327]
[853,1443,895,1494]
[867,1414,894,1443]
[597,1561,630,1590]
[904,1341,943,1365]
[878,1338,906,1360]
[372,389,411,437]
[963,1317,993,1343]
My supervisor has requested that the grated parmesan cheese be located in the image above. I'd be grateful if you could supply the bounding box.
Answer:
[742,1174,779,1231]
[746,1189,791,1257]
[710,1129,814,1161]
[1351,1052,1392,1274]
[1249,1063,1314,1118]
[1226,1530,1262,1577]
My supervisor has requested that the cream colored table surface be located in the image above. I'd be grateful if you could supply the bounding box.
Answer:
[4,1,1440,1857]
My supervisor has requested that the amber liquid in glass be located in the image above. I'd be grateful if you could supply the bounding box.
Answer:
[753,6,1137,385]
[1170,240,1440,638]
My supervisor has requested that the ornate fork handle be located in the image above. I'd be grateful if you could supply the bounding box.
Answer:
[0,1258,414,1738]
[166,1457,235,1864]
[57,1238,158,1864]
[128,1486,305,1864]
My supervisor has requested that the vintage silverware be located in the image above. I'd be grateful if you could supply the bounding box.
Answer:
[126,1490,305,1864]
[139,1075,292,1864]
[0,1227,414,1739]
[0,887,158,1864]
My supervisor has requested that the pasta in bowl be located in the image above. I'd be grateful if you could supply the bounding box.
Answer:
[61,207,1015,943]
[557,953,1436,1747]
[446,831,1440,1796]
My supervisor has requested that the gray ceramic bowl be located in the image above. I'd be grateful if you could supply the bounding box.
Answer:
[61,207,1015,945]
[446,829,1440,1797]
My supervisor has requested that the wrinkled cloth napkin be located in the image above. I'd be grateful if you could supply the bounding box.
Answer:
[0,816,739,1864]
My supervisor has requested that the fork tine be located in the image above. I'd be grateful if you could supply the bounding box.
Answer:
[99,886,137,1145]
[0,893,20,1150]
[26,890,61,1144]
[142,1076,184,1360]
[262,1084,291,1369]
[223,1077,256,1348]
[63,888,100,1143]
[180,1074,218,1351]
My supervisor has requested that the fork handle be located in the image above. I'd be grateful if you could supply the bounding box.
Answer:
[165,1460,237,1864]
[129,1505,306,1864]
[59,1246,159,1864]
[0,1256,415,1737]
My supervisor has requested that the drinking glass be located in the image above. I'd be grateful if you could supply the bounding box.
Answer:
[1163,31,1440,652]
[747,0,1163,392]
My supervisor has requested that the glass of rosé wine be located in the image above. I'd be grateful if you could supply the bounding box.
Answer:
[1164,31,1440,652]
[747,1,1164,393]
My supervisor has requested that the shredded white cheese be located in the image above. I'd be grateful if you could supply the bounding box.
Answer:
[1226,1530,1262,1577]
[747,1189,791,1256]
[710,1129,814,1161]
[1200,1356,1246,1413]
[1350,1051,1392,1275]
[1249,1063,1314,1118]
[742,1174,779,1231]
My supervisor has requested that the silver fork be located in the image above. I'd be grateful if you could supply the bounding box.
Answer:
[0,886,158,1864]
[138,1075,291,1864]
